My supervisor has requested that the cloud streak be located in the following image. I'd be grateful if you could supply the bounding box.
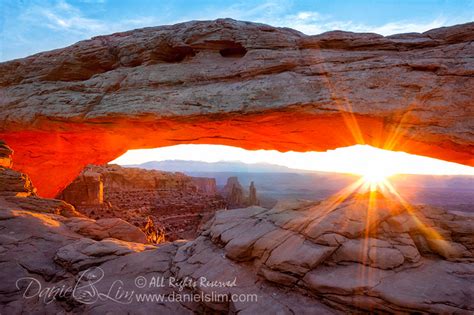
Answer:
[185,0,455,36]
[19,0,164,37]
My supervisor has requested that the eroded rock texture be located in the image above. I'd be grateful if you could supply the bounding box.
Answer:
[0,19,473,197]
[0,141,13,168]
[59,164,226,241]
[223,176,245,208]
[189,199,474,313]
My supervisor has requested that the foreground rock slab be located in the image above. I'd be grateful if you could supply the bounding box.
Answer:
[1,195,472,313]
[181,198,473,314]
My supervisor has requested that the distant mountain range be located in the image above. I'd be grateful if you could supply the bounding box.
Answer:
[124,160,474,191]
[121,160,474,210]
[126,160,314,174]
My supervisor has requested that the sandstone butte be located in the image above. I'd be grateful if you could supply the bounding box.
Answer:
[0,19,473,197]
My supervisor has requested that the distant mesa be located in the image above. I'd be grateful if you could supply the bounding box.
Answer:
[130,160,303,173]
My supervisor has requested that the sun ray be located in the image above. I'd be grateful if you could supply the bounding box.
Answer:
[382,180,445,241]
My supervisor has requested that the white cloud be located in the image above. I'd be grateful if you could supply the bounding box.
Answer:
[364,18,448,35]
[172,0,461,36]
[19,0,162,37]
[16,0,464,39]
[244,8,449,36]
[21,1,105,34]
[277,15,450,36]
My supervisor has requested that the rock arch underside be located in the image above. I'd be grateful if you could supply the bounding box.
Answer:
[1,19,474,315]
[0,19,473,198]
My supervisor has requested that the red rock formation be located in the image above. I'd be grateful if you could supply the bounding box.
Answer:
[0,141,13,168]
[248,181,259,206]
[59,164,226,241]
[191,177,218,195]
[223,176,245,208]
[177,197,474,314]
[0,141,149,244]
[223,177,260,207]
[0,20,473,197]
[73,164,216,194]
[57,168,104,205]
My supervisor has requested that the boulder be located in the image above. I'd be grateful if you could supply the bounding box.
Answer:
[0,167,36,197]
[64,217,148,243]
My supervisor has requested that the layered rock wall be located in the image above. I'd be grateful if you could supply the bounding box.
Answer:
[59,164,226,241]
[190,177,218,195]
[0,141,13,168]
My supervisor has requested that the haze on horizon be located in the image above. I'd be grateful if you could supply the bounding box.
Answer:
[111,144,474,176]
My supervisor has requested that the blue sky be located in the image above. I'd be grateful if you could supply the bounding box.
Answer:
[1,0,473,61]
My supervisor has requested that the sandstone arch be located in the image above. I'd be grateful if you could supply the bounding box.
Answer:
[0,19,473,197]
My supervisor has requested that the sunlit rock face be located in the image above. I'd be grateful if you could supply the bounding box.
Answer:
[0,19,473,197]
[0,141,13,168]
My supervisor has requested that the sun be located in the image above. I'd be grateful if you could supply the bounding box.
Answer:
[362,172,391,184]
[359,168,395,191]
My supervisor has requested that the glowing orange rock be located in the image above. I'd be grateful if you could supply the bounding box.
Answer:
[0,19,473,197]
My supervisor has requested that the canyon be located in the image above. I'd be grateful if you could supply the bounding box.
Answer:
[58,164,260,241]
[0,19,473,197]
[58,164,226,241]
